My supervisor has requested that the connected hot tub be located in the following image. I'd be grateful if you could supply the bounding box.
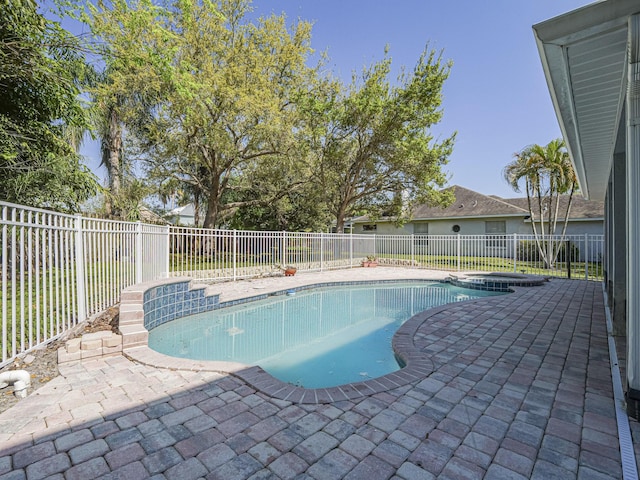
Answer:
[448,272,547,292]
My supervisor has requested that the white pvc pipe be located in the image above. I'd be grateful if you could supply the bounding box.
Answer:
[0,370,31,398]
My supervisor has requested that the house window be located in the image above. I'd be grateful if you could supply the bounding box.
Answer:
[414,222,428,246]
[362,224,377,231]
[485,221,506,247]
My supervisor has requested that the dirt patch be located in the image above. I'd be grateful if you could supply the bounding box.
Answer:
[0,306,119,415]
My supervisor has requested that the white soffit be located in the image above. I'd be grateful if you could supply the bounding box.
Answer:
[533,0,639,201]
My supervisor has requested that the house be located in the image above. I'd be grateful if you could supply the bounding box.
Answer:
[138,206,170,225]
[351,185,604,237]
[167,203,196,226]
[534,0,640,417]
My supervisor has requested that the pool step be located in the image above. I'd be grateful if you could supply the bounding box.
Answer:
[119,324,149,350]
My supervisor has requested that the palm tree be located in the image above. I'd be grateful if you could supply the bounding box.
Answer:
[503,139,577,268]
[96,98,123,218]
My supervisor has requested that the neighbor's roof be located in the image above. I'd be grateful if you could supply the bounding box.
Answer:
[410,186,528,220]
[139,206,170,225]
[353,185,604,223]
[500,195,604,220]
[533,0,639,201]
[169,203,195,216]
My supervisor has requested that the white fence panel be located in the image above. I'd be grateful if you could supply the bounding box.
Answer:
[1,203,79,363]
[168,230,375,281]
[82,218,137,317]
[1,202,168,365]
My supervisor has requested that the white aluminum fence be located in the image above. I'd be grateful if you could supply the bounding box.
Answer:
[1,200,604,365]
[373,233,603,279]
[169,229,603,282]
[168,228,376,281]
[0,202,168,365]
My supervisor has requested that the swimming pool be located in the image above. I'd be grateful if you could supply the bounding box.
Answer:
[148,281,504,388]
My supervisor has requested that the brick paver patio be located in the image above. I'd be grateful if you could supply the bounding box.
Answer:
[0,270,633,479]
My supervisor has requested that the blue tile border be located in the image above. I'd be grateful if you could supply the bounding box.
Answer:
[142,280,221,330]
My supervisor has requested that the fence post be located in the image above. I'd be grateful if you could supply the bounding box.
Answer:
[349,233,353,268]
[513,233,518,273]
[411,234,415,268]
[281,231,287,268]
[1,206,6,362]
[164,226,171,279]
[75,214,86,324]
[135,222,143,284]
[457,234,461,271]
[584,233,589,280]
[320,233,324,272]
[566,240,572,279]
[233,230,237,281]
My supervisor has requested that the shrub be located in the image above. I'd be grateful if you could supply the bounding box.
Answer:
[517,240,580,263]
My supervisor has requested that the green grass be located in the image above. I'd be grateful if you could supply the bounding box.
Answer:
[384,253,603,281]
[1,261,136,359]
[168,251,604,281]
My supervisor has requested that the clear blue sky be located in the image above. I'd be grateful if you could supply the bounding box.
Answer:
[79,0,594,199]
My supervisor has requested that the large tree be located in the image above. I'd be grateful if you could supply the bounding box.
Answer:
[0,0,97,210]
[90,0,317,228]
[305,47,456,231]
[503,138,577,268]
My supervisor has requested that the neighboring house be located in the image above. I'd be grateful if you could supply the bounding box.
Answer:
[351,185,604,237]
[167,203,196,226]
[139,206,169,225]
[534,0,639,416]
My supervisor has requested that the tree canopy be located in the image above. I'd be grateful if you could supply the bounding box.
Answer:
[306,47,455,231]
[86,0,317,228]
[0,0,97,210]
[3,0,456,228]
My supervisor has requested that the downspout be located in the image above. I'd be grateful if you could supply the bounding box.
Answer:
[0,370,31,398]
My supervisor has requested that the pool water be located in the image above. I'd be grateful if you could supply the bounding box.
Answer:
[148,282,503,388]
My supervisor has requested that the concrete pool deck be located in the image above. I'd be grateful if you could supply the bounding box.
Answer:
[0,268,637,479]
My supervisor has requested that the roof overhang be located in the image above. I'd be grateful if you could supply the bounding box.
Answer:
[533,0,639,201]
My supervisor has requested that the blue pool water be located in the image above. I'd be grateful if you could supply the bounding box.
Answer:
[148,282,504,388]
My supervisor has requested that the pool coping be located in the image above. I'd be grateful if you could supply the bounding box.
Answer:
[119,274,538,404]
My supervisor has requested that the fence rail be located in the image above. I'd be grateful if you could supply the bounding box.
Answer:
[1,200,604,365]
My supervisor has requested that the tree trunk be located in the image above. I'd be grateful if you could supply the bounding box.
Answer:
[203,195,219,229]
[335,200,350,233]
[103,107,122,218]
[203,175,222,229]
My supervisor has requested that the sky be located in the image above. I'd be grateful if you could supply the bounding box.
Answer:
[77,0,595,200]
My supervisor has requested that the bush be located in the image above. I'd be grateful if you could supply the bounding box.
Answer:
[517,240,580,263]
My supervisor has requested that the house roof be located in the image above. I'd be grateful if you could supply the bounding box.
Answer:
[411,186,528,220]
[169,204,195,216]
[500,195,604,220]
[139,206,170,225]
[352,185,604,223]
[533,0,639,201]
